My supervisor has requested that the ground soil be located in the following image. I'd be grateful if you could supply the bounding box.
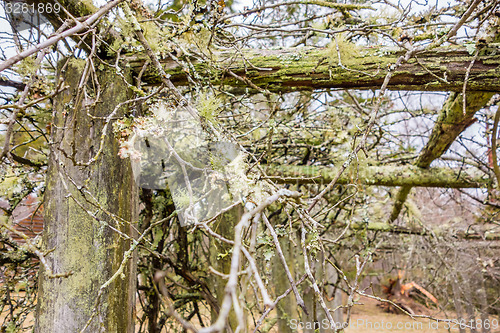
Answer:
[3,292,500,332]
[345,296,500,333]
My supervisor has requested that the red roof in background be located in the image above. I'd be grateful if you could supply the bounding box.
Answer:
[11,212,44,243]
[1,194,44,244]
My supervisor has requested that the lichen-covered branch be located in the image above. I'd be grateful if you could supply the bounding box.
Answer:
[0,0,124,73]
[26,0,98,29]
[416,92,494,167]
[389,92,493,222]
[24,0,122,55]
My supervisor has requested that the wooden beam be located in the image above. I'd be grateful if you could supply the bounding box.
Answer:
[125,45,500,92]
[265,164,489,188]
[333,221,500,241]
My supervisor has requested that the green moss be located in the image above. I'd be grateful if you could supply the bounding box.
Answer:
[77,0,97,13]
[328,33,362,66]
[67,57,87,74]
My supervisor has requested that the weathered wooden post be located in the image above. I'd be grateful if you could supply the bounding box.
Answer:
[35,59,138,332]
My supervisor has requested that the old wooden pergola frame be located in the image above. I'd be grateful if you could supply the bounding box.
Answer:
[5,1,500,331]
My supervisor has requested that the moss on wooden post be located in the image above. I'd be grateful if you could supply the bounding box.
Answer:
[271,221,298,333]
[210,204,243,332]
[35,59,138,333]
